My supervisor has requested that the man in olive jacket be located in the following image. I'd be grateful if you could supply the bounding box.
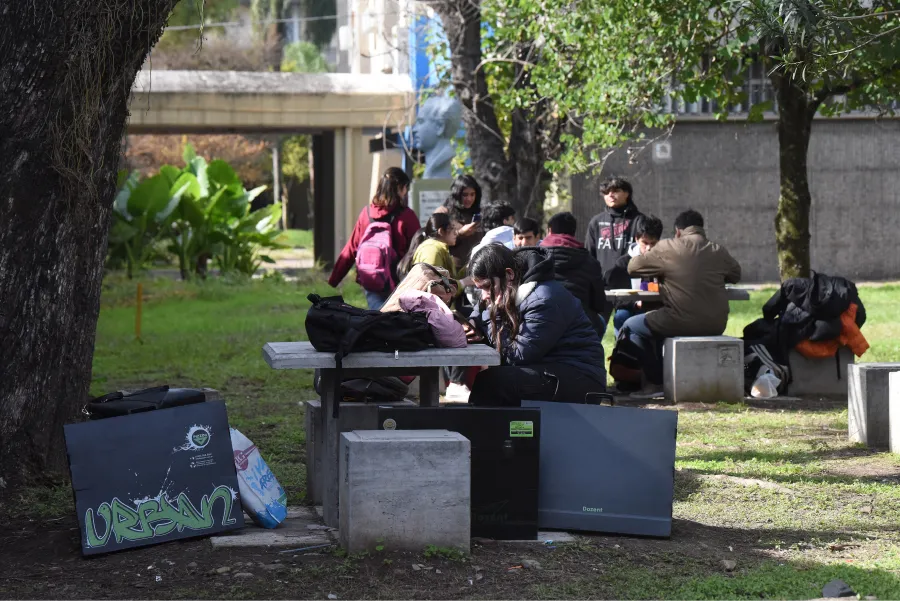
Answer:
[620,209,741,391]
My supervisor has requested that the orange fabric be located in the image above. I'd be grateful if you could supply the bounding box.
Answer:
[795,304,869,359]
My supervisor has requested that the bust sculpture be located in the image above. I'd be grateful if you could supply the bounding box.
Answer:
[412,95,462,179]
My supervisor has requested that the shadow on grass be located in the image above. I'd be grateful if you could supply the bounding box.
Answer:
[678,445,879,468]
[536,519,900,599]
[614,396,846,413]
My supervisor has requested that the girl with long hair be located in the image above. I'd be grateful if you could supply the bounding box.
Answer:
[397,212,460,280]
[328,167,420,309]
[435,174,484,270]
[466,244,607,406]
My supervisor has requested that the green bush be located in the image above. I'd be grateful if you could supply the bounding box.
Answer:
[109,144,284,279]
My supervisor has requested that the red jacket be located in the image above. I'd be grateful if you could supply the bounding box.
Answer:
[328,202,421,288]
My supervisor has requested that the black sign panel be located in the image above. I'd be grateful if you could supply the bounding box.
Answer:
[65,400,244,556]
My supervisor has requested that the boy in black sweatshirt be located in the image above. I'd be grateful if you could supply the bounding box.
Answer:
[584,176,644,332]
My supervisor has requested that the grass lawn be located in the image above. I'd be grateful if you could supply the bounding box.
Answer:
[2,274,899,599]
[274,229,314,249]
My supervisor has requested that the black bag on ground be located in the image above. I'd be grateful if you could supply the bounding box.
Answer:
[313,371,409,403]
[87,385,206,420]
[608,331,644,391]
[305,294,435,417]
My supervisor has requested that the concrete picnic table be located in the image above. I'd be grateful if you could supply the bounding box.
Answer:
[605,287,751,302]
[262,341,501,527]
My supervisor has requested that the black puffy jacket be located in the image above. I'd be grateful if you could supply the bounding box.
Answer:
[748,272,866,351]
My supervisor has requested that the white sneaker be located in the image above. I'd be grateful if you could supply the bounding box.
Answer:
[444,382,471,403]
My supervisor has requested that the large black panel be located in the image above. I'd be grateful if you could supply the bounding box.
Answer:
[377,406,540,540]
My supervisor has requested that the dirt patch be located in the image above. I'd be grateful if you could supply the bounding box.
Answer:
[822,456,900,482]
[0,515,798,600]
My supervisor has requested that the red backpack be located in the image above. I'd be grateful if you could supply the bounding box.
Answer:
[355,206,400,293]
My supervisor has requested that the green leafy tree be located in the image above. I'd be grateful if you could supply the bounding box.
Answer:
[426,1,564,219]
[282,41,331,73]
[486,0,900,278]
[156,0,240,48]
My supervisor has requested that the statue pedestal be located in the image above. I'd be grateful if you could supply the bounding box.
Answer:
[410,179,453,226]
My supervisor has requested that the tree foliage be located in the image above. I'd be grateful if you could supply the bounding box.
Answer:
[111,144,283,279]
[477,0,900,276]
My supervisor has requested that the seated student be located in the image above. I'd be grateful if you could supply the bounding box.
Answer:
[513,218,542,247]
[610,214,664,337]
[622,209,742,397]
[397,213,462,280]
[470,201,517,257]
[466,245,607,407]
[539,212,607,338]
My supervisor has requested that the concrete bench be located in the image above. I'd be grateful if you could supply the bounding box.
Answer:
[787,347,855,396]
[663,336,743,403]
[339,430,471,553]
[264,341,500,528]
[303,399,416,504]
[848,363,900,449]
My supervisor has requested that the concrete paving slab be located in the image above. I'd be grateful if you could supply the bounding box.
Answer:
[210,507,335,548]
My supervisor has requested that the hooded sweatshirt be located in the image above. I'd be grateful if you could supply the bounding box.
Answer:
[540,234,607,337]
[470,225,515,260]
[477,248,606,382]
[584,201,643,288]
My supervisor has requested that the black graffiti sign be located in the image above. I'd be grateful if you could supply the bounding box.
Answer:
[65,400,244,555]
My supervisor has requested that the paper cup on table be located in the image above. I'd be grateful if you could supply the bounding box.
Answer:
[630,278,642,290]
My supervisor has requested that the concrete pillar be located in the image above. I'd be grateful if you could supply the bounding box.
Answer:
[271,137,284,228]
[312,132,336,269]
[848,363,900,449]
[889,372,900,454]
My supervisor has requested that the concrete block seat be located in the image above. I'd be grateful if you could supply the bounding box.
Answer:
[663,336,743,403]
[848,363,900,449]
[339,430,471,553]
[787,347,855,396]
[304,399,416,504]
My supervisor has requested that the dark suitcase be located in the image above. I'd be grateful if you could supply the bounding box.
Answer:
[87,385,206,419]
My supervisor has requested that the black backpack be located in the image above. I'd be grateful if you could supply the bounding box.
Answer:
[304,294,435,416]
[86,386,206,420]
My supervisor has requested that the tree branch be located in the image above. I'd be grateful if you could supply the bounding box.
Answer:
[816,61,900,103]
[827,9,900,21]
[828,23,900,59]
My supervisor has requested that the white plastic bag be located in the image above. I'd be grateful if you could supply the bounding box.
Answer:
[230,428,288,528]
[751,372,781,399]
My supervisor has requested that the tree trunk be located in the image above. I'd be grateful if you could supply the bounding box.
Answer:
[0,1,178,488]
[772,74,819,280]
[507,42,556,221]
[431,0,514,203]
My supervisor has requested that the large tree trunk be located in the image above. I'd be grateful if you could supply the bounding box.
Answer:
[430,0,514,203]
[772,74,820,280]
[0,1,178,488]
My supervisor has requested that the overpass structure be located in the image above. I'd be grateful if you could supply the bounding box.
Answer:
[127,70,415,264]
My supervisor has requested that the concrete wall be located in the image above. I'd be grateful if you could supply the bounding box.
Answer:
[570,119,900,283]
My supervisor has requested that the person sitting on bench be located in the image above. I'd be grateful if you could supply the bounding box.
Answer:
[466,244,607,407]
[621,209,742,398]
